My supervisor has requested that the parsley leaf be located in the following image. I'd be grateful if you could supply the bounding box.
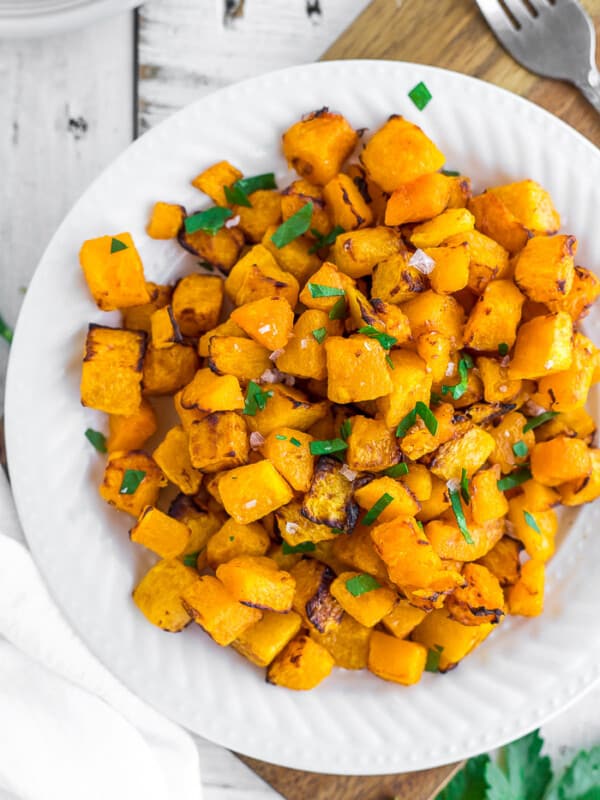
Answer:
[345,574,380,596]
[110,237,128,253]
[85,428,107,453]
[545,745,600,800]
[185,207,233,235]
[307,283,345,298]
[486,729,551,800]
[0,314,14,344]
[242,381,273,416]
[271,201,313,248]
[425,644,444,673]
[224,173,277,207]
[308,225,344,254]
[358,324,397,350]
[119,469,146,495]
[436,754,491,800]
[523,411,559,432]
[309,438,348,456]
[408,80,433,111]
[328,296,347,320]
[312,327,327,344]
[442,354,473,400]
[183,551,200,567]
[282,541,316,555]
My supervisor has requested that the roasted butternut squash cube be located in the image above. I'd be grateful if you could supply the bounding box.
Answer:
[417,476,451,522]
[236,261,300,308]
[488,411,535,474]
[179,225,244,271]
[261,226,322,286]
[468,190,530,254]
[80,232,149,311]
[332,226,405,279]
[446,563,504,626]
[168,495,224,559]
[446,175,472,208]
[280,179,332,237]
[403,290,465,347]
[181,368,244,414]
[302,456,359,533]
[530,436,591,487]
[310,612,372,669]
[218,460,294,523]
[208,336,272,382]
[427,243,470,294]
[325,334,393,403]
[367,298,411,344]
[506,559,544,617]
[415,330,453,384]
[410,208,475,249]
[489,180,560,235]
[331,571,397,627]
[122,282,172,334]
[142,343,199,396]
[514,235,576,303]
[99,450,166,517]
[152,425,203,495]
[471,465,508,524]
[399,402,463,461]
[559,449,600,506]
[345,163,388,225]
[507,495,556,562]
[355,476,420,521]
[385,172,451,225]
[173,389,208,431]
[298,261,352,312]
[464,280,525,351]
[133,558,199,632]
[520,479,560,511]
[81,324,146,416]
[534,407,596,443]
[181,575,262,645]
[260,427,315,493]
[267,634,335,690]
[376,350,432,429]
[382,599,427,639]
[508,312,573,380]
[130,505,191,558]
[368,631,427,685]
[430,427,496,481]
[244,384,328,437]
[371,254,428,304]
[191,160,243,206]
[233,610,303,667]
[276,501,338,547]
[171,274,223,337]
[546,266,600,322]
[217,556,296,612]
[225,244,279,299]
[346,416,400,472]
[477,357,522,404]
[426,516,504,562]
[282,109,358,186]
[444,229,510,294]
[107,399,157,452]
[197,318,248,357]
[275,309,343,381]
[206,518,270,569]
[477,537,521,587]
[146,202,185,239]
[234,190,282,243]
[331,524,388,582]
[188,411,249,472]
[412,609,494,671]
[323,172,373,230]
[150,306,182,350]
[230,296,294,351]
[360,115,445,192]
[534,332,596,413]
[400,464,433,502]
[289,559,342,633]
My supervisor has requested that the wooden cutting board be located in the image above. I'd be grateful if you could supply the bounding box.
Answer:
[236,1,600,797]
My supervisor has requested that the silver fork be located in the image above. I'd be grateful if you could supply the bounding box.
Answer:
[475,0,600,113]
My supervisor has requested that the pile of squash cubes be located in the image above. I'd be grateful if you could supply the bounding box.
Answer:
[79,109,600,690]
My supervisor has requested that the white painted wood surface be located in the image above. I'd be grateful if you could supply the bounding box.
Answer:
[3,2,600,798]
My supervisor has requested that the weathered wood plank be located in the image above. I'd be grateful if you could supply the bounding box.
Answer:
[137,0,370,132]
[0,12,135,410]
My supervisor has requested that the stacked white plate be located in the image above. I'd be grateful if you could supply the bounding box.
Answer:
[0,0,140,37]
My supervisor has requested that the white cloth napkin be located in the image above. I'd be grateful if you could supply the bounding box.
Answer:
[0,468,202,800]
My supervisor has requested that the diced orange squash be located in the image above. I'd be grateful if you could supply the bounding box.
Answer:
[234,190,282,243]
[521,479,560,511]
[476,537,521,587]
[506,559,544,617]
[402,290,465,347]
[244,383,329,437]
[371,253,429,304]
[446,175,473,208]
[289,559,342,632]
[413,330,451,384]
[470,465,508,524]
[280,179,331,237]
[430,427,496,481]
[230,296,294,351]
[508,311,573,380]
[376,350,432,428]
[464,280,525,351]
[325,334,393,403]
[171,274,224,337]
[218,460,294,524]
[444,229,510,294]
[559,449,600,506]
[191,160,243,206]
[188,411,249,472]
[206,518,270,569]
[146,202,185,239]
[208,337,272,382]
[399,402,463,462]
[80,233,149,311]
[400,464,433,502]
[123,282,172,334]
[168,495,224,560]
[310,612,372,669]
[368,298,411,344]
[298,261,352,312]
[275,309,343,380]
[133,558,199,632]
[282,109,358,186]
[385,172,451,225]
[130,505,191,558]
[382,599,427,639]
[468,190,530,254]
[233,610,303,667]
[488,180,560,235]
[360,115,445,192]
[346,416,400,472]
[301,456,359,533]
[173,389,207,431]
[534,408,596,443]
[323,173,373,230]
[216,555,296,612]
[530,436,591,487]
[330,571,397,627]
[150,306,182,350]
[99,450,166,517]
[426,516,504,562]
[225,244,300,307]
[410,208,475,249]
[427,243,470,294]
[507,495,557,561]
[546,266,600,322]
[368,631,427,685]
[332,226,405,279]
[267,634,335,689]
[417,476,452,522]
[260,427,315,493]
[179,225,244,271]
[181,368,244,413]
[446,563,504,626]
[514,235,576,303]
[345,163,388,225]
[181,575,262,645]
[355,476,420,521]
[225,244,279,299]
[534,332,596,412]
[331,524,389,583]
[261,226,322,286]
[107,399,157,452]
[142,343,199,396]
[412,609,494,671]
[477,357,522,404]
[81,324,146,416]
[488,411,535,474]
[152,425,203,495]
[197,318,248,357]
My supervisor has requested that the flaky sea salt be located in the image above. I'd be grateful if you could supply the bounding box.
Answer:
[408,248,435,274]
[244,499,257,509]
[285,522,299,535]
[224,214,240,229]
[340,464,357,481]
[269,349,284,361]
[249,432,265,449]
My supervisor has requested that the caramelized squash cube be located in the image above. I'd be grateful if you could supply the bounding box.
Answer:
[507,495,557,562]
[534,332,596,412]
[152,425,203,495]
[261,226,321,286]
[267,634,334,690]
[470,465,508,524]
[80,232,150,311]
[371,254,428,304]
[402,290,465,347]
[302,456,359,533]
[99,450,166,517]
[181,368,244,413]
[208,336,272,382]
[355,476,420,521]
[426,516,504,562]
[325,334,393,403]
[168,495,224,559]
[181,575,262,645]
[464,280,525,351]
[410,208,475,249]
[506,559,544,617]
[310,612,372,670]
[427,243,470,294]
[477,357,522,404]
[446,563,504,626]
[171,274,224,337]
[225,244,280,300]
[217,555,296,612]
[150,306,183,350]
[298,261,353,312]
[368,631,427,685]
[514,235,576,303]
[346,415,400,472]
[476,536,521,587]
[142,343,199,396]
[133,558,198,632]
[400,464,433,502]
[244,384,328,437]
[146,202,185,239]
[233,610,303,667]
[289,559,343,633]
[488,410,535,474]
[382,599,427,639]
[123,282,172,334]
[546,266,600,322]
[188,411,249,472]
[230,296,294,351]
[275,309,343,381]
[331,524,389,583]
[508,312,573,380]
[206,518,270,569]
[280,179,331,237]
[179,224,244,271]
[376,350,432,429]
[332,226,404,279]
[282,109,358,186]
[385,172,451,225]
[430,427,496,481]
[276,501,338,547]
[444,229,510,295]
[260,427,315,493]
[468,190,530,254]
[530,436,591,487]
[331,571,397,627]
[559,449,600,506]
[234,189,282,243]
[323,172,373,230]
[218,460,294,523]
[489,180,560,235]
[191,160,243,206]
[107,399,157,452]
[399,402,462,461]
[130,505,191,558]
[197,318,248,357]
[412,609,494,671]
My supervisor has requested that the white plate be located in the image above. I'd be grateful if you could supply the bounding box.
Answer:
[6,60,600,775]
[0,0,139,38]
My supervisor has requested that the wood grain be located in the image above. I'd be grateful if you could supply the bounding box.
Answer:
[324,0,600,147]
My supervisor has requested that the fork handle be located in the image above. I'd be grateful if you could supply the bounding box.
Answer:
[576,69,600,115]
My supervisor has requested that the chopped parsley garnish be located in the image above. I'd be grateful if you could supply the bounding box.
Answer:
[289,437,301,447]
[119,469,146,495]
[224,172,277,207]
[497,467,533,491]
[385,354,394,370]
[242,380,273,416]
[271,201,313,248]
[425,644,444,672]
[229,536,235,542]
[340,419,352,440]
[275,434,287,441]
[396,401,438,438]
[308,225,344,254]
[441,168,460,177]
[362,492,394,525]
[408,81,432,111]
[523,411,558,432]
[358,325,397,350]
[312,327,327,344]
[524,510,541,533]
[307,283,345,298]
[185,207,233,235]
[383,462,409,478]
[0,314,13,344]
[449,488,474,544]
[282,540,317,555]
[460,468,470,504]
[309,438,348,456]
[416,520,424,531]
[110,237,128,253]
[498,342,509,356]
[85,428,107,453]
[345,573,381,597]
[442,353,473,400]
[328,296,347,320]
[183,552,200,567]
[512,440,528,458]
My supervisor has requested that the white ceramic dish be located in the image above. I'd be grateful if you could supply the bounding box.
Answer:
[0,0,139,38]
[6,60,600,774]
